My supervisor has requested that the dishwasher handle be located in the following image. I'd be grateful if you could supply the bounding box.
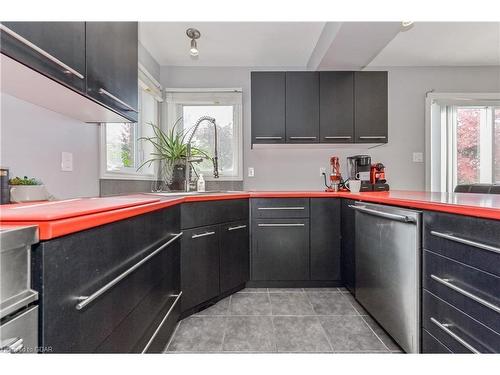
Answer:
[349,205,417,224]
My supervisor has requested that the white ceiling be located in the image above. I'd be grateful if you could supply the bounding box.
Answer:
[139,22,325,67]
[368,22,500,67]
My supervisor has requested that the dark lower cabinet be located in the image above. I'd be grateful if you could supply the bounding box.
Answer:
[341,199,356,294]
[219,221,250,294]
[251,218,310,281]
[310,199,341,281]
[180,225,220,312]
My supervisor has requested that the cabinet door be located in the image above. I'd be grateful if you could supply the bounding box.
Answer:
[310,199,341,281]
[319,72,354,143]
[354,71,388,143]
[251,72,286,143]
[0,22,85,92]
[341,199,356,294]
[220,220,249,293]
[180,225,220,312]
[86,22,138,122]
[285,72,319,143]
[252,219,309,281]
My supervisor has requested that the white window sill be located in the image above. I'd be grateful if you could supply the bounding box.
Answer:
[100,172,156,181]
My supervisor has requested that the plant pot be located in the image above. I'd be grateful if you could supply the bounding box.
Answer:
[9,185,49,203]
[168,164,186,191]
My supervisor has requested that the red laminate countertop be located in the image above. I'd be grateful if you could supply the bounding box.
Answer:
[0,190,499,240]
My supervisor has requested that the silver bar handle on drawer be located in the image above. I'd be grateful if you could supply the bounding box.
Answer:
[430,231,500,255]
[258,223,305,227]
[98,88,139,112]
[349,205,416,223]
[289,136,317,140]
[258,207,304,210]
[359,136,387,140]
[430,275,500,314]
[0,337,24,353]
[228,225,247,231]
[192,231,215,239]
[141,291,182,353]
[75,232,183,311]
[0,24,85,79]
[255,136,282,140]
[430,317,480,353]
[324,136,352,139]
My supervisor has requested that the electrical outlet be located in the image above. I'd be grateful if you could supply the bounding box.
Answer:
[248,167,255,177]
[412,152,423,163]
[320,167,326,177]
[61,152,73,171]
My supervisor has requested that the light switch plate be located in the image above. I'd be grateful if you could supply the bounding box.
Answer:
[248,167,255,177]
[61,152,73,171]
[412,152,423,163]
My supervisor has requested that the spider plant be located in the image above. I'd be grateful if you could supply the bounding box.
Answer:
[137,118,210,172]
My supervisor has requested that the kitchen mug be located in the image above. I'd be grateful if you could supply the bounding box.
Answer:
[346,179,361,193]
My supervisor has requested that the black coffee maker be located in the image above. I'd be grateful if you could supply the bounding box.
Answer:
[347,155,373,191]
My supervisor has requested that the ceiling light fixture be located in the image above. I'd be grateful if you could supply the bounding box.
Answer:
[401,21,414,31]
[186,28,201,57]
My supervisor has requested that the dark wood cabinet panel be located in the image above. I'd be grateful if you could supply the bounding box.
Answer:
[285,72,319,143]
[319,71,354,143]
[422,329,452,353]
[220,220,250,293]
[251,72,286,143]
[181,199,249,229]
[354,71,388,143]
[341,199,356,294]
[0,22,86,92]
[251,218,310,281]
[86,22,138,122]
[251,198,310,219]
[180,225,220,312]
[310,198,341,281]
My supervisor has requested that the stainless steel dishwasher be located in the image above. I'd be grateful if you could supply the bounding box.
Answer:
[350,202,421,353]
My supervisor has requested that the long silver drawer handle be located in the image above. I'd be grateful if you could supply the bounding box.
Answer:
[228,225,247,231]
[75,232,183,311]
[430,275,500,314]
[289,136,317,140]
[141,291,182,353]
[0,337,24,353]
[430,231,500,255]
[192,231,215,239]
[430,317,480,353]
[0,24,85,79]
[255,136,282,140]
[258,223,305,227]
[349,205,416,223]
[98,88,138,112]
[324,136,352,139]
[258,207,305,210]
[359,136,387,139]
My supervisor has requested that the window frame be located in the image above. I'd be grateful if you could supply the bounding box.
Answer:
[165,88,243,181]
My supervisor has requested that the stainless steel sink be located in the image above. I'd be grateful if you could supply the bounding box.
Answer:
[146,190,242,197]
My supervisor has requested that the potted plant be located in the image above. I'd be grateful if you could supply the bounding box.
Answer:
[9,176,49,202]
[138,119,210,191]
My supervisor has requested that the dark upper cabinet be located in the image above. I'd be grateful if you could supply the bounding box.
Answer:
[310,199,341,281]
[354,71,388,143]
[285,72,319,143]
[219,220,250,294]
[0,22,86,93]
[319,72,354,143]
[251,72,286,143]
[86,22,138,122]
[341,199,356,294]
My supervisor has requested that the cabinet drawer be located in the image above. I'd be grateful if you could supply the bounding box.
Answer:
[181,199,248,229]
[423,290,500,353]
[423,211,500,277]
[251,198,310,219]
[422,329,452,353]
[423,250,500,333]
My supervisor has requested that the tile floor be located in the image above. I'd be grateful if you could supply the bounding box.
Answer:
[165,288,403,353]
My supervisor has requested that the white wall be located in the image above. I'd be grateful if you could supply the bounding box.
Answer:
[0,93,100,199]
[161,65,500,191]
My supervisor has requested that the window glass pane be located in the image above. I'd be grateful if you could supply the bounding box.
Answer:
[495,108,500,183]
[455,107,481,184]
[182,105,235,176]
[106,123,135,171]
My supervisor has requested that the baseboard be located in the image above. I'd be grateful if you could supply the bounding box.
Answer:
[246,280,343,288]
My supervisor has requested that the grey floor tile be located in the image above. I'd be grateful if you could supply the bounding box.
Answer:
[361,315,402,352]
[343,293,369,315]
[319,316,388,352]
[195,297,230,316]
[229,293,271,315]
[306,292,358,315]
[237,288,268,293]
[273,316,332,352]
[268,288,304,293]
[167,316,226,352]
[222,316,276,352]
[269,293,315,315]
